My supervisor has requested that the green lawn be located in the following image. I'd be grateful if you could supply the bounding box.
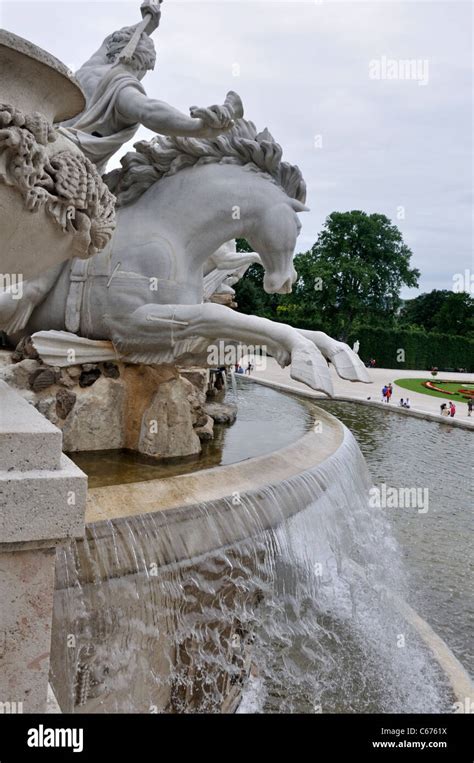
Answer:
[394,378,474,403]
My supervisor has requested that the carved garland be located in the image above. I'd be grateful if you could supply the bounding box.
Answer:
[0,104,116,258]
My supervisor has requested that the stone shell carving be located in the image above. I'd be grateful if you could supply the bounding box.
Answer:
[0,104,116,259]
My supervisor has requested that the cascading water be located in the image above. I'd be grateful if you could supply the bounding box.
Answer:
[229,369,238,398]
[50,426,451,714]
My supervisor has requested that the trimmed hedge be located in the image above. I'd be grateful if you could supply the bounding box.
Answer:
[347,325,474,372]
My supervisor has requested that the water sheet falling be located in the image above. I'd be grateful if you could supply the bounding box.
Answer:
[50,428,451,713]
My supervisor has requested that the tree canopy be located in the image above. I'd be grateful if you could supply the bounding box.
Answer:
[399,290,474,338]
[235,211,420,340]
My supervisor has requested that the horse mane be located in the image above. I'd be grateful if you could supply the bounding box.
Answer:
[105,119,307,207]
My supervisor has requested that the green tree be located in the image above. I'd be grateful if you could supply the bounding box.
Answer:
[234,212,420,340]
[400,290,474,337]
[234,239,271,316]
[304,211,419,340]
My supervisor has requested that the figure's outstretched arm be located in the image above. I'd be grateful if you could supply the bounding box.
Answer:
[116,89,235,139]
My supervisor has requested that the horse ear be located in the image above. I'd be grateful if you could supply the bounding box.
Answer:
[291,199,310,213]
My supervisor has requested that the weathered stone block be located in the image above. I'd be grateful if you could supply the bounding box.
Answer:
[0,380,62,471]
[0,454,86,544]
[61,376,125,452]
[195,414,214,441]
[138,377,202,459]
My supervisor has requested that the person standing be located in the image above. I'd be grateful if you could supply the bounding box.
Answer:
[382,385,387,403]
[468,399,473,417]
[449,401,456,418]
[386,385,392,404]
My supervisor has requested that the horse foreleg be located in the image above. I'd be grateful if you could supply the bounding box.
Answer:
[106,303,334,396]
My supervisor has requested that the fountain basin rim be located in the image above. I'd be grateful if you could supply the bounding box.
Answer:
[0,29,85,120]
[85,404,344,525]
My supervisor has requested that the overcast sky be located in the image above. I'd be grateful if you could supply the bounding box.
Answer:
[2,0,472,297]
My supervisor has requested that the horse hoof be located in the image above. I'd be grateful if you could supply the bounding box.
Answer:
[290,345,334,397]
[331,346,371,383]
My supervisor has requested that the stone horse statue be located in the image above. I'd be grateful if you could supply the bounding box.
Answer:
[0,120,369,396]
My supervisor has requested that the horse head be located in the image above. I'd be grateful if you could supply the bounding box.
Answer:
[246,197,309,294]
[106,118,310,296]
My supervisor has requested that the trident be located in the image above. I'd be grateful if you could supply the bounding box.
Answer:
[119,0,163,66]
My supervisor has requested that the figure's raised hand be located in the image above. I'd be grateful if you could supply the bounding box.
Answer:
[140,0,162,34]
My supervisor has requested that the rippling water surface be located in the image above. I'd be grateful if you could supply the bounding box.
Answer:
[70,382,311,487]
[315,398,473,676]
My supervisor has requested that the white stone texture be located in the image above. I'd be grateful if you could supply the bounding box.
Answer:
[0,546,57,712]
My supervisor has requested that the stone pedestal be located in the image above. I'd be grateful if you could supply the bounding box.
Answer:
[0,381,86,713]
[0,547,56,712]
[0,357,211,459]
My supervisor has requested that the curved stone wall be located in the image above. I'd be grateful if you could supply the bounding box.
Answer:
[49,405,472,713]
[50,406,347,712]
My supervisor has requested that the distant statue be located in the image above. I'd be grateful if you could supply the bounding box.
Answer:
[61,0,239,172]
[353,340,360,355]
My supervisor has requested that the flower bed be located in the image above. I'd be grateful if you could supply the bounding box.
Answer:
[394,378,474,403]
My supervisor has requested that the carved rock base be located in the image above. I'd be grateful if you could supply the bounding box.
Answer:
[0,354,211,459]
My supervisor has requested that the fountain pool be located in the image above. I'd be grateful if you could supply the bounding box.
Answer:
[50,381,471,713]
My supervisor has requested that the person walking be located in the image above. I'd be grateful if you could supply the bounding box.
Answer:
[404,398,410,409]
[386,385,392,404]
[468,399,473,417]
[382,385,387,403]
[449,401,456,418]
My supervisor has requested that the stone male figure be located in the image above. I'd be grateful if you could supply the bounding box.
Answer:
[0,2,240,334]
[61,1,238,172]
